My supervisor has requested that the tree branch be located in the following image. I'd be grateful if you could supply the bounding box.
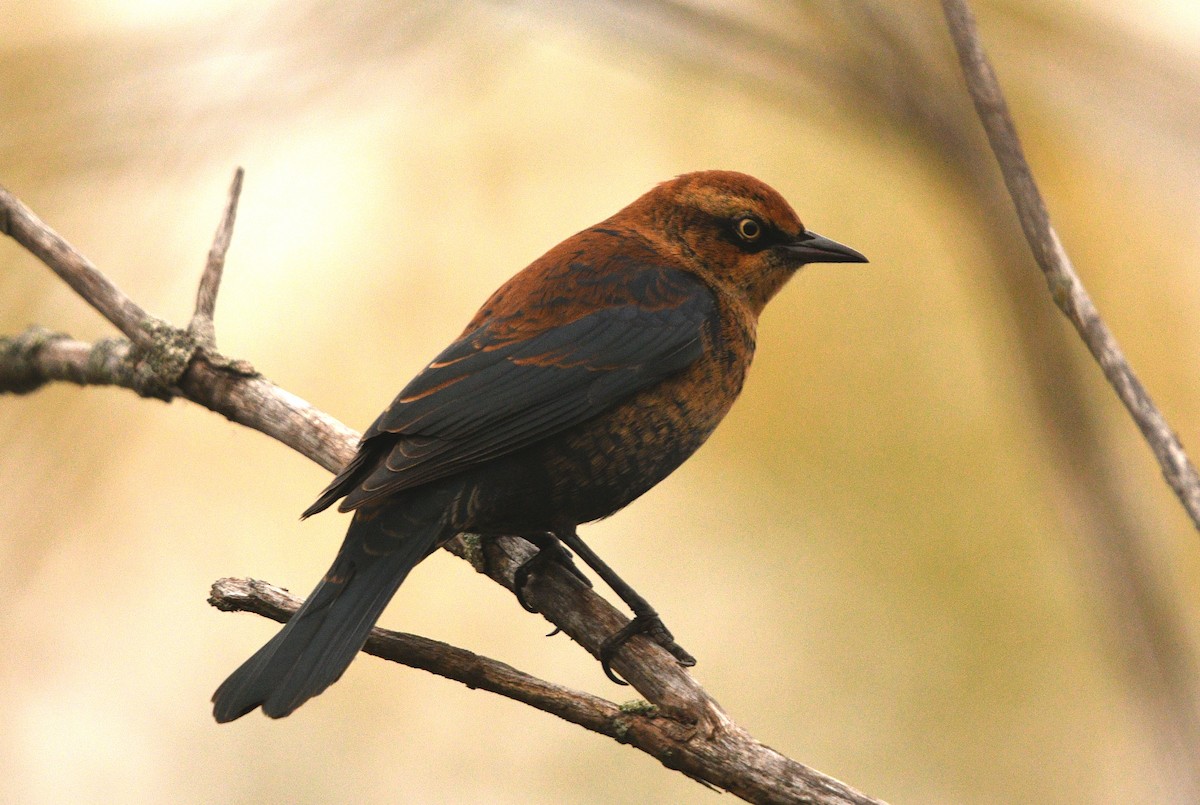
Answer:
[939,0,1200,534]
[189,167,244,349]
[210,576,878,805]
[0,178,885,805]
[0,185,160,348]
[208,577,630,735]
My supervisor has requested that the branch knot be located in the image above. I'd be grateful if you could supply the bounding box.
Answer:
[129,319,200,401]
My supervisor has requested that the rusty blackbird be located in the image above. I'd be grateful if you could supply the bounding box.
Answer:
[212,170,866,721]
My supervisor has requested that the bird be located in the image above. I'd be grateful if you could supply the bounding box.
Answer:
[212,170,866,722]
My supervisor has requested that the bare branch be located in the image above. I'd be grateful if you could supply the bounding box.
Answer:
[448,532,724,726]
[0,184,160,347]
[0,325,359,471]
[189,167,244,348]
[209,577,627,732]
[939,0,1200,534]
[179,353,361,474]
[1,328,133,394]
[210,576,885,805]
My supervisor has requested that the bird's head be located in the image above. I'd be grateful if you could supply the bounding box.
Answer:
[619,170,867,314]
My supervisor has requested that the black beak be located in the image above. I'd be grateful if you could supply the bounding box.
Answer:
[782,230,868,265]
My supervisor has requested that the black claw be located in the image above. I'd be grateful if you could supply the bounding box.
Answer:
[602,657,630,686]
[512,532,592,613]
[598,612,696,685]
[512,556,543,613]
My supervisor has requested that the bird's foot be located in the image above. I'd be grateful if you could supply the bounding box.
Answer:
[599,608,697,685]
[512,532,592,613]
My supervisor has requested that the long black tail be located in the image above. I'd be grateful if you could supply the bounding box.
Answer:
[212,510,445,722]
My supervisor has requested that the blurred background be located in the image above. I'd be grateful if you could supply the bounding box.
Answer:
[2,1,1199,802]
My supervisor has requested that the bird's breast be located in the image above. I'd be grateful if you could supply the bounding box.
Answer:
[538,312,754,524]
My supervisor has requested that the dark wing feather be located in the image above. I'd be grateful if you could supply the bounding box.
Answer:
[304,267,713,517]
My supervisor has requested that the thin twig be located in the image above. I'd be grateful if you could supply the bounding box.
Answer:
[934,6,1200,796]
[939,0,1200,534]
[190,167,244,348]
[0,185,160,348]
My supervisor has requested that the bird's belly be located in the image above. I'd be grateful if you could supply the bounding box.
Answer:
[545,389,722,521]
[453,351,744,533]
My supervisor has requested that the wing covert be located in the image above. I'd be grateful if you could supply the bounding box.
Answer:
[307,266,715,516]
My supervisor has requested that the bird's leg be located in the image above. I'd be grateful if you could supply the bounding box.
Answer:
[556,528,697,685]
[508,531,592,613]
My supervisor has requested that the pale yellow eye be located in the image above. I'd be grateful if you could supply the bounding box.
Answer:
[735,217,762,242]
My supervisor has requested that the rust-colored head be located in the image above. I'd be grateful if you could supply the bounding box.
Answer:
[611,170,866,314]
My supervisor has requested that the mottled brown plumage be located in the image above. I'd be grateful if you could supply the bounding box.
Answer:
[212,170,866,722]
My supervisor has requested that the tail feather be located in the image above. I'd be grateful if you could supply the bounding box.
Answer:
[212,513,444,722]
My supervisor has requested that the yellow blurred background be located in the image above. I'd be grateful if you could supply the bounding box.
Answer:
[2,2,1199,802]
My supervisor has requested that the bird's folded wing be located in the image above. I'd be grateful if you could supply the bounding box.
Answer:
[304,267,714,516]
